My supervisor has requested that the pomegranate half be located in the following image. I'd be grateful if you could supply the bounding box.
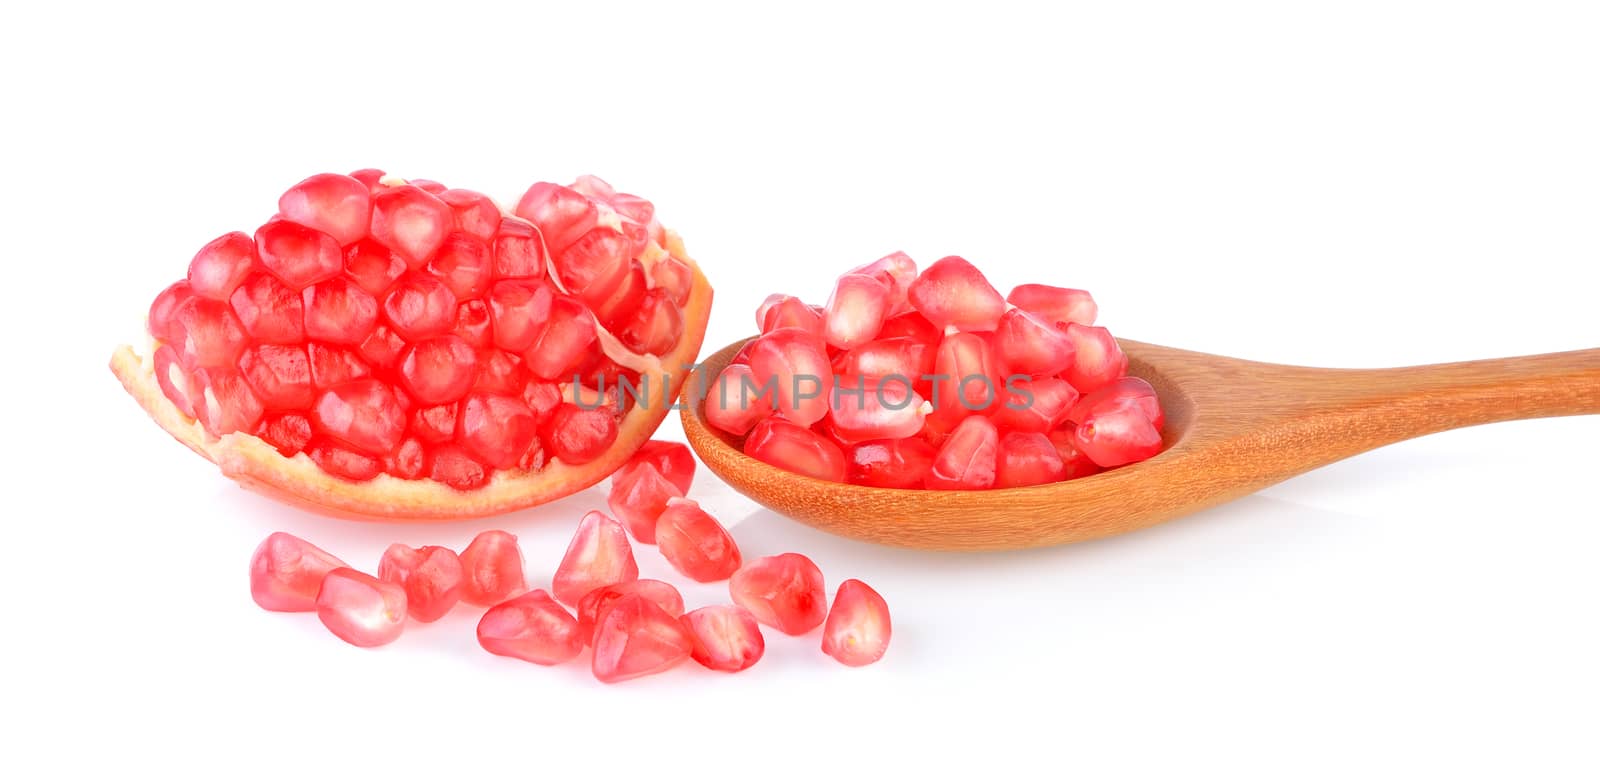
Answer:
[111,172,712,520]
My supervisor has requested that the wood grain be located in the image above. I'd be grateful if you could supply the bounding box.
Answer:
[681,337,1600,551]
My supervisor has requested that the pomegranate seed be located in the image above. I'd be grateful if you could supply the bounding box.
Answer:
[848,251,918,313]
[748,327,832,427]
[429,445,489,490]
[349,168,385,190]
[925,415,999,490]
[409,178,446,194]
[514,182,597,255]
[620,440,696,494]
[386,436,427,479]
[655,498,742,582]
[618,288,683,356]
[370,185,452,268]
[834,337,934,382]
[153,346,196,415]
[427,232,494,300]
[439,188,502,242]
[301,277,378,346]
[829,375,928,442]
[703,363,774,436]
[609,192,654,224]
[554,227,633,305]
[1073,404,1163,468]
[542,402,618,464]
[278,173,372,246]
[823,272,891,350]
[522,381,562,423]
[397,335,478,405]
[148,280,194,341]
[651,256,693,305]
[249,532,347,612]
[311,378,406,455]
[821,579,891,666]
[186,232,257,300]
[487,279,553,352]
[1047,428,1104,479]
[491,218,547,279]
[607,462,681,544]
[757,294,826,339]
[1061,323,1129,394]
[927,331,1003,428]
[377,544,464,623]
[846,437,938,488]
[253,219,342,290]
[1067,376,1164,431]
[575,579,686,643]
[991,376,1079,433]
[590,258,646,329]
[877,310,942,349]
[681,605,764,673]
[256,412,313,456]
[552,511,639,607]
[743,417,847,482]
[171,297,247,370]
[357,325,405,371]
[906,255,1006,332]
[238,344,314,411]
[409,403,456,444]
[522,296,597,380]
[1007,284,1097,327]
[382,273,458,342]
[477,589,584,666]
[307,440,384,481]
[227,273,303,345]
[994,308,1076,376]
[994,430,1068,487]
[316,568,407,647]
[453,299,493,349]
[729,553,828,635]
[459,529,526,606]
[192,367,264,436]
[570,174,616,200]
[342,240,405,297]
[458,392,538,470]
[591,594,695,684]
[473,350,528,396]
[307,342,372,389]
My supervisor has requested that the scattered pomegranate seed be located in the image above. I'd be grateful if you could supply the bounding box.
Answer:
[848,251,918,314]
[315,568,407,647]
[729,553,828,635]
[743,417,847,482]
[459,530,527,606]
[990,376,1079,433]
[552,511,639,607]
[1047,428,1104,479]
[681,605,765,673]
[607,462,682,544]
[591,594,695,684]
[757,294,826,339]
[654,498,743,582]
[250,532,348,612]
[377,544,464,623]
[575,579,686,643]
[821,579,891,667]
[906,256,1006,332]
[477,589,585,666]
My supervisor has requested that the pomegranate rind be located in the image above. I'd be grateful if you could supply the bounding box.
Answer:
[110,235,712,521]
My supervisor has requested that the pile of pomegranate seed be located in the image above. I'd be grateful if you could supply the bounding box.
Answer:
[704,254,1166,488]
[147,171,699,490]
[248,441,890,680]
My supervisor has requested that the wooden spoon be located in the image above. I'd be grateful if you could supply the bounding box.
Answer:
[681,337,1600,551]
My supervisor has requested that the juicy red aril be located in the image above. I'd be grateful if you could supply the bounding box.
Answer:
[193,367,264,436]
[619,440,696,494]
[607,462,681,544]
[906,255,1005,332]
[1048,428,1104,479]
[172,297,247,370]
[307,342,371,389]
[254,219,342,290]
[350,168,385,190]
[382,273,457,342]
[410,403,456,444]
[307,440,383,481]
[430,445,488,490]
[681,605,764,673]
[823,271,891,350]
[386,436,426,479]
[316,568,407,647]
[302,277,378,346]
[591,594,695,684]
[652,257,692,305]
[926,415,999,490]
[848,251,918,314]
[552,511,639,607]
[991,376,1079,433]
[743,417,847,482]
[250,531,347,612]
[729,553,828,635]
[370,185,452,268]
[541,402,617,465]
[575,580,686,644]
[377,543,464,623]
[927,331,1002,429]
[459,392,538,470]
[514,182,597,256]
[704,363,774,436]
[410,179,446,194]
[153,346,196,416]
[398,335,478,405]
[187,232,257,300]
[454,299,493,349]
[427,232,494,300]
[473,350,527,396]
[278,173,372,246]
[994,430,1067,487]
[230,272,304,344]
[439,188,502,242]
[1061,323,1129,394]
[488,279,553,351]
[619,288,682,356]
[589,258,645,329]
[846,437,937,488]
[553,227,631,305]
[654,498,742,582]
[829,375,928,442]
[238,344,314,411]
[994,308,1076,376]
[1007,283,1097,327]
[821,579,891,667]
[757,294,825,339]
[834,337,933,382]
[1068,376,1165,431]
[460,529,526,606]
[256,412,312,456]
[148,281,194,341]
[490,218,546,279]
[748,328,832,427]
[523,296,596,381]
[1073,404,1163,468]
[876,310,941,349]
[311,378,405,455]
[343,240,405,297]
[357,325,405,371]
[477,589,584,666]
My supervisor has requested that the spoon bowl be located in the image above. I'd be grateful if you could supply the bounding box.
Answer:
[682,336,1600,551]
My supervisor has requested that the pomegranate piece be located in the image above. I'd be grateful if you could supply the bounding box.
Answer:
[377,544,464,623]
[829,375,928,442]
[704,363,775,436]
[249,532,348,612]
[1067,376,1165,431]
[302,277,378,346]
[238,344,314,411]
[681,605,765,673]
[381,273,458,342]
[618,440,697,495]
[459,393,538,470]
[655,498,742,582]
[254,219,342,290]
[906,255,1006,332]
[316,568,407,647]
[591,594,695,683]
[1073,404,1163,468]
[187,232,257,300]
[230,272,304,344]
[607,462,682,544]
[729,553,828,635]
[514,182,597,256]
[312,378,406,455]
[459,529,527,606]
[994,308,1076,376]
[1061,323,1129,395]
[397,335,478,405]
[1007,283,1097,327]
[991,376,1079,433]
[925,415,999,490]
[846,437,938,489]
[370,185,452,268]
[821,579,891,667]
[743,417,847,483]
[192,367,264,436]
[522,296,597,381]
[552,511,639,607]
[477,589,585,666]
[278,173,372,247]
[823,272,891,350]
[994,431,1068,488]
[575,579,686,643]
[748,327,832,427]
[439,188,503,242]
[427,232,494,300]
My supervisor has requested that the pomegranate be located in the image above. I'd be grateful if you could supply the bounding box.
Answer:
[113,171,712,519]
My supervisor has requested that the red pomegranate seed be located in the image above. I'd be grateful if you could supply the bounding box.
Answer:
[349,168,385,190]
[651,256,693,306]
[342,240,405,297]
[386,436,426,479]
[575,579,686,643]
[451,299,491,349]
[187,232,257,300]
[311,378,406,455]
[226,272,302,345]
[757,294,826,339]
[488,279,554,352]
[522,381,562,423]
[589,258,646,329]
[249,532,347,612]
[554,227,635,308]
[172,297,248,370]
[307,342,371,389]
[925,415,999,490]
[1061,323,1129,394]
[830,375,928,442]
[994,308,1076,376]
[846,437,938,488]
[620,440,696,494]
[238,344,314,411]
[253,219,343,290]
[681,605,765,673]
[307,440,384,481]
[877,310,942,350]
[607,463,681,544]
[408,403,455,444]
[591,594,695,684]
[1047,428,1103,479]
[927,331,1003,428]
[382,273,457,342]
[477,589,584,666]
[729,553,828,635]
[514,182,597,255]
[570,174,616,200]
[148,280,194,341]
[439,188,502,242]
[1007,283,1097,328]
[153,346,196,415]
[491,218,547,279]
[748,327,832,427]
[821,579,891,666]
[609,192,654,224]
[473,350,528,396]
[377,544,464,623]
[256,412,312,456]
[906,255,1006,332]
[823,271,891,350]
[833,337,934,382]
[316,568,407,647]
[743,417,847,482]
[459,392,538,470]
[278,173,372,246]
[397,335,478,405]
[703,363,774,436]
[409,178,446,194]
[427,232,494,300]
[357,325,405,371]
[1073,404,1163,468]
[542,402,618,464]
[192,367,264,436]
[847,251,918,313]
[655,498,742,582]
[370,185,452,268]
[523,296,597,380]
[460,529,526,606]
[429,445,489,490]
[619,288,683,356]
[994,430,1067,487]
[301,277,378,346]
[1067,376,1165,431]
[552,511,639,607]
[991,376,1079,433]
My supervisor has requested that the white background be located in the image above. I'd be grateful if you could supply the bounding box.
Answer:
[3,1,1597,771]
